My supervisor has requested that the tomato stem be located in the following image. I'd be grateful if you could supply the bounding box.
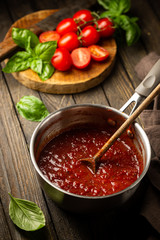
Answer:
[91,11,101,20]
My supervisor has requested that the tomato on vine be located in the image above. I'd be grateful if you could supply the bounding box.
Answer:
[73,9,93,28]
[49,10,115,72]
[80,26,100,47]
[58,32,80,52]
[51,48,72,71]
[95,18,115,38]
[56,18,78,36]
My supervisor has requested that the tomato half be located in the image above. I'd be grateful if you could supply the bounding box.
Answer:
[58,32,80,52]
[51,48,72,71]
[80,26,100,47]
[71,47,91,69]
[95,18,115,38]
[88,45,109,62]
[73,9,93,28]
[39,31,60,43]
[56,18,78,36]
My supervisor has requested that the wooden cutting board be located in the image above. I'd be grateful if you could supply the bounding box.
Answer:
[4,10,117,94]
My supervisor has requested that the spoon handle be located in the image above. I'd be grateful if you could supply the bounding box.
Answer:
[94,83,160,161]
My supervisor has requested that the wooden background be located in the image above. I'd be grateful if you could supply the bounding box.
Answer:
[0,0,160,239]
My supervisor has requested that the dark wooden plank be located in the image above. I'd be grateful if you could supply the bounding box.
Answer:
[148,0,160,20]
[28,0,94,11]
[0,3,58,239]
[1,67,41,141]
[41,93,75,118]
[0,68,58,240]
[27,0,59,10]
[43,197,93,240]
[73,84,109,105]
[5,0,34,20]
[118,42,146,89]
[0,1,13,42]
[0,201,12,240]
[131,0,160,54]
[102,58,135,112]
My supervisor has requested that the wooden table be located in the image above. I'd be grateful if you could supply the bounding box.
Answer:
[1,0,160,239]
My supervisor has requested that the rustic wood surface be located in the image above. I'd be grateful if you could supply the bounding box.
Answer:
[0,0,160,239]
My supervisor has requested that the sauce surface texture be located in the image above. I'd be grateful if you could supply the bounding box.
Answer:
[38,126,143,196]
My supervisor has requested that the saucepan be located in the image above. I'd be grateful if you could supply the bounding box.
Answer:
[30,59,160,214]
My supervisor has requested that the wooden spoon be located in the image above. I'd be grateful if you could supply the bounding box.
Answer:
[80,83,160,173]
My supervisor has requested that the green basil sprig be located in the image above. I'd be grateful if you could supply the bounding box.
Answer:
[3,28,56,80]
[98,0,141,46]
[16,95,49,121]
[8,193,45,231]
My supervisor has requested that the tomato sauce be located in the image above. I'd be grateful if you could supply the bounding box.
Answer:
[38,126,144,197]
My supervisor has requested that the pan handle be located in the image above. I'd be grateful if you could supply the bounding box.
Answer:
[120,59,160,115]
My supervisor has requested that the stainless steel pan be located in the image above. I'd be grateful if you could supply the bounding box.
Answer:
[30,59,160,213]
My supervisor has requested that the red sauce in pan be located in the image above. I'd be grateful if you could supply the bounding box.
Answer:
[38,126,144,196]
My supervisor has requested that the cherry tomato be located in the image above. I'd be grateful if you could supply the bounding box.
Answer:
[73,9,93,28]
[95,18,115,38]
[80,26,100,47]
[51,48,72,71]
[71,47,91,69]
[56,18,78,36]
[39,31,60,43]
[88,45,109,61]
[58,32,80,52]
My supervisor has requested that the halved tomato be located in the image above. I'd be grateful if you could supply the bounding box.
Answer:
[71,48,91,69]
[39,31,60,43]
[88,45,109,61]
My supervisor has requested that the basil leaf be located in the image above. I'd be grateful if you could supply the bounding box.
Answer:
[34,41,57,61]
[97,0,110,10]
[119,15,141,45]
[109,0,130,15]
[25,36,35,56]
[129,17,139,23]
[30,58,43,74]
[38,62,55,81]
[12,28,39,49]
[2,51,32,73]
[118,14,131,30]
[125,21,141,46]
[108,0,120,15]
[16,96,49,122]
[8,193,45,231]
[25,36,31,53]
[100,10,116,18]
